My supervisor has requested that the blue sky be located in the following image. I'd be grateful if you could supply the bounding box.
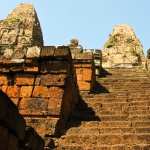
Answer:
[0,0,149,52]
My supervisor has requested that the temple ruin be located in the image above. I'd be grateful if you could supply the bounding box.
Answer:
[0,3,150,150]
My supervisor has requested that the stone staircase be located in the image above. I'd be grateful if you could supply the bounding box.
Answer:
[55,67,150,150]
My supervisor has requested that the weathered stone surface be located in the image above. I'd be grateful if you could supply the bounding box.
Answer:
[6,3,43,47]
[15,74,35,85]
[3,48,14,59]
[40,74,66,86]
[26,46,41,58]
[6,86,20,98]
[20,86,33,98]
[32,86,49,98]
[102,24,145,68]
[19,98,48,115]
[73,53,96,91]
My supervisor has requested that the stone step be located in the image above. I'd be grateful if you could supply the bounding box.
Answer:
[76,105,150,115]
[95,110,150,116]
[84,97,150,103]
[56,144,150,150]
[72,112,150,121]
[58,134,150,145]
[82,100,150,106]
[67,121,132,128]
[66,121,150,130]
[81,92,150,97]
[55,68,150,149]
[66,127,150,135]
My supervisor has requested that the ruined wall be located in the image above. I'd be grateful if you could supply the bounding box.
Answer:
[0,3,43,60]
[73,52,96,91]
[0,4,80,149]
[0,46,78,139]
[0,91,44,150]
[102,24,145,68]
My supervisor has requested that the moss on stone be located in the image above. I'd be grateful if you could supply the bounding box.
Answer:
[104,34,118,48]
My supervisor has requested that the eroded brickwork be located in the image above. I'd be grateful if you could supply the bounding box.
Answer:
[0,46,78,138]
[73,52,96,91]
[0,91,44,150]
[0,4,80,149]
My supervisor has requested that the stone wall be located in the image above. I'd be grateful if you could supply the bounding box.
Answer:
[0,46,79,139]
[0,3,43,60]
[0,90,44,150]
[73,52,96,91]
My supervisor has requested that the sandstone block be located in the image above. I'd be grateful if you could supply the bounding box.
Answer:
[6,86,20,98]
[40,74,66,86]
[32,86,49,98]
[25,118,47,137]
[20,86,33,98]
[82,68,92,81]
[26,46,41,58]
[49,87,64,99]
[41,46,55,57]
[19,98,48,115]
[78,81,91,91]
[48,98,62,115]
[40,60,69,73]
[3,48,13,59]
[12,49,26,59]
[15,74,35,85]
[76,73,83,81]
[0,75,8,85]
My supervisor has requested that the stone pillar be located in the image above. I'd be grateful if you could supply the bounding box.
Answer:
[73,52,96,91]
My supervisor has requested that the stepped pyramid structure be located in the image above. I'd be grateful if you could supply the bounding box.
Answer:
[0,3,150,150]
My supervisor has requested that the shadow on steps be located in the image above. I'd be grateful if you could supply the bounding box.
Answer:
[92,81,110,94]
[99,68,112,77]
[59,95,101,137]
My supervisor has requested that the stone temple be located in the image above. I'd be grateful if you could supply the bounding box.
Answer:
[0,3,150,150]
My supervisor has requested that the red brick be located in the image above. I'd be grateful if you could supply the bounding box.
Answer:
[6,86,20,98]
[32,86,49,98]
[20,86,33,98]
[15,74,35,85]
